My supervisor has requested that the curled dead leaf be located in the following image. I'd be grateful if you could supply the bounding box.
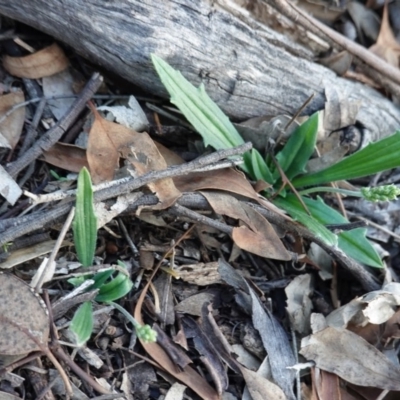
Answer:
[0,91,25,149]
[202,192,291,261]
[3,43,69,79]
[300,326,400,390]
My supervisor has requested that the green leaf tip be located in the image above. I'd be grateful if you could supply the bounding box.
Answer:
[73,167,97,267]
[70,301,93,347]
[151,54,251,171]
[293,131,400,187]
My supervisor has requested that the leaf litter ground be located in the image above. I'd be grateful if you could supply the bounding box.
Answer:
[1,16,400,400]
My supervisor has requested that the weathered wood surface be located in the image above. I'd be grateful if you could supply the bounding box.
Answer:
[0,0,399,140]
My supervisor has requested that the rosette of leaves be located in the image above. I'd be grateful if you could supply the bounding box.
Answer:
[152,54,400,269]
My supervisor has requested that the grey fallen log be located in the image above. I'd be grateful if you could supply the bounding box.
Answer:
[0,0,399,140]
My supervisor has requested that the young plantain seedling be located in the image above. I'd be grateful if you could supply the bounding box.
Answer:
[152,54,400,269]
[69,167,156,345]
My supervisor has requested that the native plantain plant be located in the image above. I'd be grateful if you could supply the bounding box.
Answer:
[69,167,156,346]
[152,54,400,269]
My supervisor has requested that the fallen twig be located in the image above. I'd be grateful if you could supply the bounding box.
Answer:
[5,73,104,178]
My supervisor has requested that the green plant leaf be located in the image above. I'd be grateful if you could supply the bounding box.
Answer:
[69,301,93,347]
[72,167,97,267]
[151,54,256,174]
[338,230,382,268]
[299,196,383,268]
[292,131,400,187]
[90,269,114,290]
[95,263,133,302]
[251,149,274,184]
[274,112,319,180]
[273,195,338,247]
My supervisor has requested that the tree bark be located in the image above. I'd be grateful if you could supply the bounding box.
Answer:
[0,0,399,140]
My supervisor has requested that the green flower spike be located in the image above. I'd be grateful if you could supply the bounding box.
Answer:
[361,185,400,202]
[136,324,158,343]
[108,301,158,343]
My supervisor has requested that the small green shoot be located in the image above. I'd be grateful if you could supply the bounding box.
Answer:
[69,168,134,346]
[49,169,69,181]
[151,55,400,269]
[72,167,97,267]
[70,301,93,347]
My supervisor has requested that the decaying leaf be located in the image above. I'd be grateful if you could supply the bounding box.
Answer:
[87,103,181,208]
[164,382,187,400]
[3,43,69,79]
[124,139,181,209]
[218,259,296,399]
[42,142,89,172]
[86,103,133,183]
[285,274,313,334]
[174,262,222,286]
[134,276,219,400]
[174,167,265,205]
[0,274,49,367]
[0,91,25,149]
[326,282,400,328]
[239,365,287,400]
[42,68,76,120]
[300,326,400,390]
[202,191,291,260]
[369,4,400,67]
[98,95,149,132]
[0,165,22,205]
[175,291,218,316]
[0,240,70,270]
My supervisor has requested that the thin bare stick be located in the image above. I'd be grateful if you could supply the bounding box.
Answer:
[6,73,103,177]
[24,157,245,206]
[34,207,75,291]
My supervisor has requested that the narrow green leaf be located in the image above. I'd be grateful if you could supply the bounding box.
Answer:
[72,167,97,267]
[70,301,93,347]
[89,269,114,290]
[274,112,319,180]
[151,55,255,174]
[95,269,133,302]
[273,195,338,247]
[338,230,382,268]
[292,131,400,187]
[251,149,274,184]
[299,196,383,268]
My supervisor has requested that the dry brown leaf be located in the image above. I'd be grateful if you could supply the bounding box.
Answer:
[155,141,185,166]
[0,91,25,149]
[174,168,261,204]
[202,191,291,260]
[300,326,400,390]
[174,167,288,218]
[87,104,181,208]
[369,4,400,67]
[42,142,89,172]
[134,282,219,400]
[3,43,69,79]
[0,273,49,367]
[123,140,181,210]
[175,291,218,316]
[239,365,286,400]
[87,103,133,183]
[312,369,341,400]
